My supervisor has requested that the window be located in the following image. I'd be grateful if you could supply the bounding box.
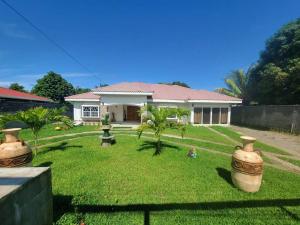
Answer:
[82,105,99,118]
[220,108,228,124]
[202,108,211,124]
[212,108,220,124]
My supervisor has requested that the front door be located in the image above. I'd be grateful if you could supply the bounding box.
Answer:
[127,106,140,122]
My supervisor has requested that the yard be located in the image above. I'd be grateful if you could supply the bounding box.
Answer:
[18,124,300,224]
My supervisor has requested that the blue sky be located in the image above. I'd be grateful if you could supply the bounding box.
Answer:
[0,0,299,91]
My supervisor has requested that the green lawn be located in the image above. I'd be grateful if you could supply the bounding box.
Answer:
[279,157,300,168]
[165,125,233,145]
[33,134,300,225]
[0,123,100,141]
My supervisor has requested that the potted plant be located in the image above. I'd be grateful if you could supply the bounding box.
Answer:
[101,112,111,130]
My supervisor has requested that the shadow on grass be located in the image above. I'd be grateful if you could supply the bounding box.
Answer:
[137,140,180,156]
[35,161,53,167]
[53,195,300,225]
[40,142,83,154]
[216,167,234,187]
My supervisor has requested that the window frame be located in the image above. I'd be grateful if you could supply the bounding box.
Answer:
[81,105,100,118]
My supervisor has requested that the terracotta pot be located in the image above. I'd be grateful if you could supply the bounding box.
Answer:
[231,136,263,192]
[0,128,33,167]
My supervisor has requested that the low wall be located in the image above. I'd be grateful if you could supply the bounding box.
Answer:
[231,105,300,134]
[0,167,53,225]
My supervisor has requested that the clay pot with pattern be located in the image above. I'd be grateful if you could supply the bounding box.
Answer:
[0,128,33,167]
[231,136,263,192]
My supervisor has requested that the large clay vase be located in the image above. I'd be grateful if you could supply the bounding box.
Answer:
[0,128,33,167]
[231,136,263,192]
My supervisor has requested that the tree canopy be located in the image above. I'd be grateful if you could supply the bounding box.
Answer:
[159,81,190,88]
[215,69,250,104]
[74,87,91,94]
[248,18,300,104]
[31,71,75,103]
[9,83,27,92]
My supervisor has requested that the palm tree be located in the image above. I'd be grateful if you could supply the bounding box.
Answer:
[0,107,73,155]
[137,105,189,154]
[215,69,250,104]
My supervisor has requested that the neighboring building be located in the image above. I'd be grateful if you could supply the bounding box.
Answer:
[0,87,51,102]
[65,82,242,125]
[0,87,53,114]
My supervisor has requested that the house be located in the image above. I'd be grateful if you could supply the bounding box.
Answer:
[65,82,242,125]
[0,87,53,114]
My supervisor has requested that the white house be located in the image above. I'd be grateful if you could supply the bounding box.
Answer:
[65,82,242,125]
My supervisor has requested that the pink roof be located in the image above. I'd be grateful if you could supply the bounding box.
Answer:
[65,92,99,100]
[93,82,241,102]
[0,87,52,102]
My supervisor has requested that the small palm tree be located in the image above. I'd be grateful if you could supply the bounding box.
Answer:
[137,105,189,154]
[215,69,250,104]
[0,107,73,155]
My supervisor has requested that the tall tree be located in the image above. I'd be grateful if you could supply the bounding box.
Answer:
[31,71,75,103]
[9,83,27,92]
[159,81,190,88]
[248,18,300,104]
[215,69,250,104]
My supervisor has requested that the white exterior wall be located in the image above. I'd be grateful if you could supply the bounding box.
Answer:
[108,105,124,122]
[101,95,147,106]
[71,101,100,122]
[69,97,233,125]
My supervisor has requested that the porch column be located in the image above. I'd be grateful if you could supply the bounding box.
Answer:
[228,106,231,125]
[210,107,213,125]
[190,106,194,124]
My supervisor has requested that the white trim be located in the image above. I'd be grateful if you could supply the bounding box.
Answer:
[150,99,186,103]
[149,99,241,104]
[81,105,100,118]
[93,91,153,96]
[66,99,99,102]
[188,99,242,104]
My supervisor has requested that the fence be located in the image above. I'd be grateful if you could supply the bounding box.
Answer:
[0,99,73,116]
[231,105,300,134]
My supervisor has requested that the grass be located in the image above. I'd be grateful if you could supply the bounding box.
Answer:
[0,123,100,141]
[211,126,289,155]
[164,125,233,145]
[33,135,300,225]
[278,157,300,168]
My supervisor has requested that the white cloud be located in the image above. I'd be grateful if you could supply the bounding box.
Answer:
[0,23,33,40]
[0,81,13,87]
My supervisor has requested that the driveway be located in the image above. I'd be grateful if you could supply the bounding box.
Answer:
[230,125,300,157]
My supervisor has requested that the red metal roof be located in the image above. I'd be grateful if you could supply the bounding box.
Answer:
[93,82,241,102]
[0,87,52,102]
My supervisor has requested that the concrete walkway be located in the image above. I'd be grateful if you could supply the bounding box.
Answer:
[230,125,300,157]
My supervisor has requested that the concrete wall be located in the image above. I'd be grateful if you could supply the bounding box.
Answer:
[0,167,52,225]
[231,105,300,134]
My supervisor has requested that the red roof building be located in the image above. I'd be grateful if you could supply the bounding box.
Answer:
[0,87,52,102]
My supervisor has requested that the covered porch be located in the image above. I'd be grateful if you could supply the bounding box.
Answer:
[100,104,142,124]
